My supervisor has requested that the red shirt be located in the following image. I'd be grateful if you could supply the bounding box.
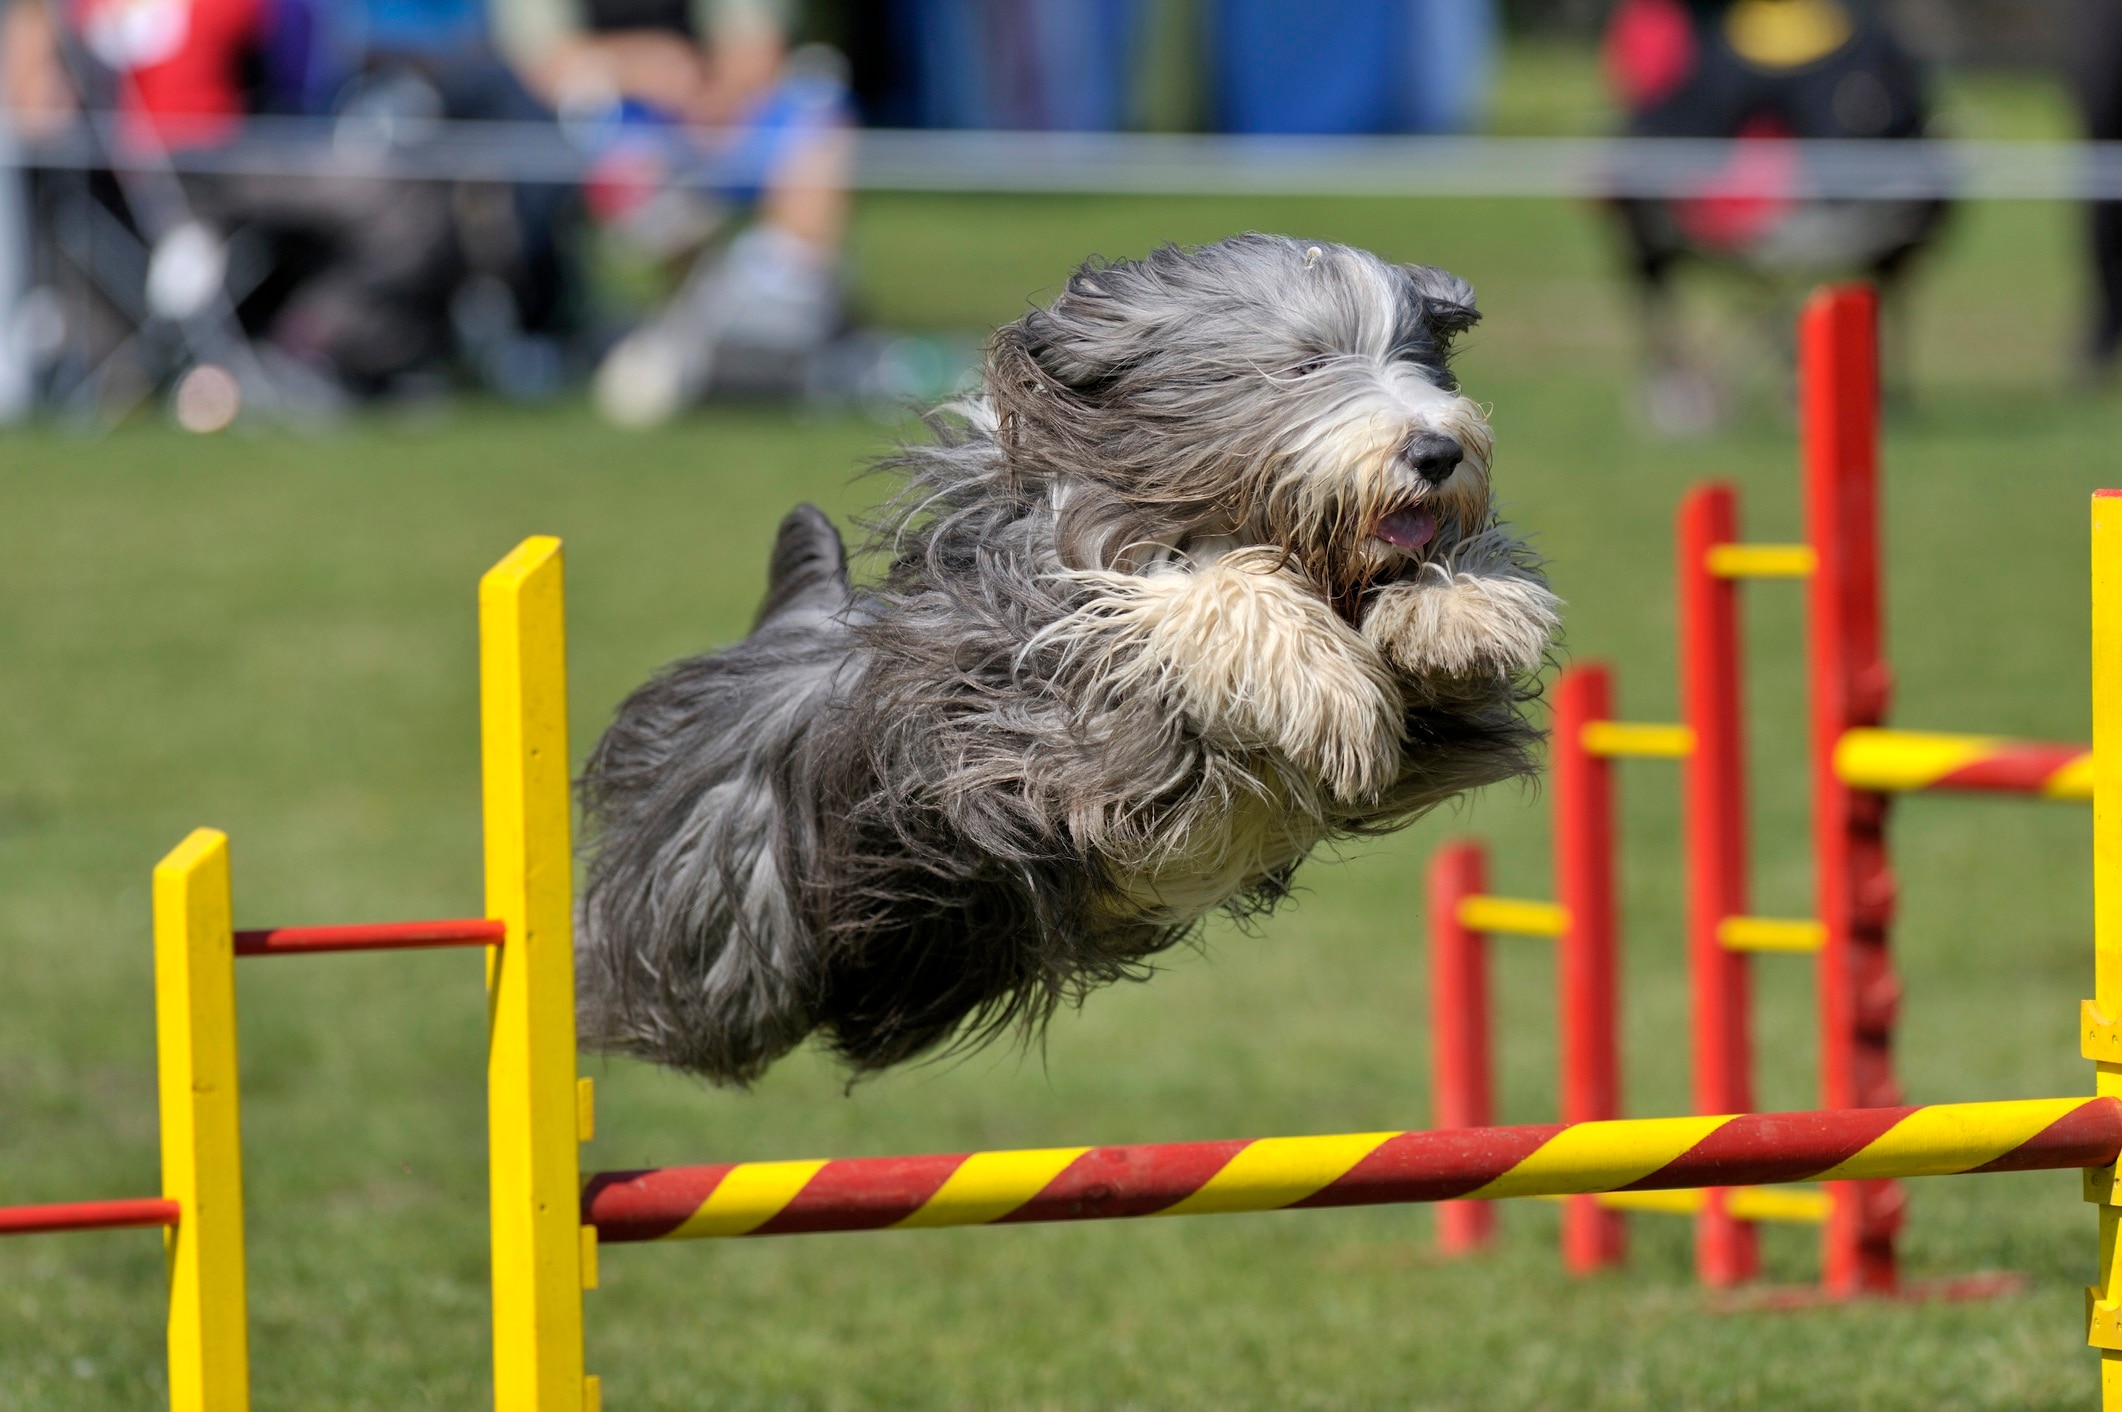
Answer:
[73,0,261,147]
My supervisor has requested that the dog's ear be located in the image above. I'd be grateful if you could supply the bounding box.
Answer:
[1401,265,1481,340]
[1005,259,1154,400]
[985,259,1152,430]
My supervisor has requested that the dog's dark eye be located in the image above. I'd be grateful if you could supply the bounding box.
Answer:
[1290,356,1331,377]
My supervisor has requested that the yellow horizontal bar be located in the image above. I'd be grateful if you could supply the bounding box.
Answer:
[1531,1189,1703,1214]
[1595,1189,1704,1216]
[1726,1187,1832,1224]
[1706,543,1817,579]
[1456,895,1569,938]
[1716,916,1827,954]
[1533,1186,1829,1222]
[1581,721,1695,760]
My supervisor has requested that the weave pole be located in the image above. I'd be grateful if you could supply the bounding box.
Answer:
[1424,664,1626,1268]
[1679,484,1757,1287]
[1803,284,1903,1296]
[154,828,250,1412]
[480,538,594,1412]
[1427,663,1688,1270]
[584,1098,2121,1242]
[1427,841,1495,1254]
[1554,665,1624,1271]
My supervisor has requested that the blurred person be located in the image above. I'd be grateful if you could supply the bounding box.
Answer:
[266,0,584,400]
[1602,0,1945,433]
[2075,0,2122,383]
[0,2,47,419]
[1,0,471,407]
[2,0,74,417]
[497,0,853,422]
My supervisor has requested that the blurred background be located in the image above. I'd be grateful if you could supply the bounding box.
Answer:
[8,5,2122,1410]
[2,0,2119,429]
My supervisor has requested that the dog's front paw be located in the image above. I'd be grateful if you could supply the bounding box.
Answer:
[1149,561,1403,802]
[1363,566,1559,684]
[1061,554,1403,803]
[1258,632,1404,802]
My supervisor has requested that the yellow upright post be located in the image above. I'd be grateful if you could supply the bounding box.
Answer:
[481,537,593,1412]
[155,827,251,1412]
[2089,492,2122,1406]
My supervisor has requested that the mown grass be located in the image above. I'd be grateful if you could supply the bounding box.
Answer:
[6,70,2122,1412]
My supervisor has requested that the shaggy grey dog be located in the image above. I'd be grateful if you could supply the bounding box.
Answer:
[578,234,1560,1084]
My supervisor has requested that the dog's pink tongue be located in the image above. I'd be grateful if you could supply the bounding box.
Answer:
[1375,507,1436,551]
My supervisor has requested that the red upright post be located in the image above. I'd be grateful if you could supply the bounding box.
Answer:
[1553,665,1625,1272]
[1802,284,1903,1296]
[1678,484,1760,1287]
[1429,841,1495,1255]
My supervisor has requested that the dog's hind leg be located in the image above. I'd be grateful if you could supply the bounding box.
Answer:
[754,503,851,628]
[1053,548,1403,803]
[576,505,861,1083]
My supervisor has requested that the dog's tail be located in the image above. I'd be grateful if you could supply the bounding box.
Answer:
[754,503,850,629]
[575,503,859,1085]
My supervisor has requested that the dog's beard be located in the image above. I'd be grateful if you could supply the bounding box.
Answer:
[1247,369,1495,623]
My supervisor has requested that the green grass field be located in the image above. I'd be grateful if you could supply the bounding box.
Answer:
[9,64,2122,1410]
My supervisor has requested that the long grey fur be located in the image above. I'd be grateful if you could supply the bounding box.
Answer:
[577,233,1558,1084]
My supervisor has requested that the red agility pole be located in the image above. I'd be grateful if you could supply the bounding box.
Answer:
[0,1197,179,1236]
[1554,665,1625,1272]
[1428,841,1494,1254]
[1803,283,1904,1296]
[232,918,505,957]
[1678,484,1758,1286]
[1425,664,1633,1269]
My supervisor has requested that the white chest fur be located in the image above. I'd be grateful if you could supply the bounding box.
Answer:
[1103,779,1325,926]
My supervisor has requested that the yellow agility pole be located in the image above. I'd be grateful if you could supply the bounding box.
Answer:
[2089,491,2122,1407]
[480,537,595,1412]
[154,828,250,1412]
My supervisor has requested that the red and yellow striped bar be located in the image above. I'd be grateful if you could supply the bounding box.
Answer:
[232,919,504,957]
[585,1097,2121,1243]
[1837,728,2091,799]
[0,1197,180,1236]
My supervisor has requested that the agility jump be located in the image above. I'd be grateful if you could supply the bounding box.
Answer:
[8,433,2122,1407]
[1426,285,2104,1298]
[0,540,584,1411]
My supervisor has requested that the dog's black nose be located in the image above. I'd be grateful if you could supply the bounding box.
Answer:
[1403,432,1464,485]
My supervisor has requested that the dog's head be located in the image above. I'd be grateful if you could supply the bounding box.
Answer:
[988,233,1494,615]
